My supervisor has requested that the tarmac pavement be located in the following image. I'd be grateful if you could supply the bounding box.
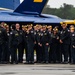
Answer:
[0,64,75,75]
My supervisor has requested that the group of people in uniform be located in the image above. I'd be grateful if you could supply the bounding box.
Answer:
[0,22,75,64]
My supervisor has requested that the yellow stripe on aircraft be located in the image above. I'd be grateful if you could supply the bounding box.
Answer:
[34,0,43,3]
[60,20,75,25]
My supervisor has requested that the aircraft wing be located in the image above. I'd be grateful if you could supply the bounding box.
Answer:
[0,11,65,24]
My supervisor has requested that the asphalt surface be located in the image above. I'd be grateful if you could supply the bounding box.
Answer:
[0,64,75,75]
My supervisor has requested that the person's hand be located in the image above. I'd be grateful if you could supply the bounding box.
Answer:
[60,40,63,43]
[38,43,40,46]
[34,41,36,44]
[73,45,75,48]
[40,44,42,46]
[46,43,49,46]
[57,37,59,40]
[27,30,29,34]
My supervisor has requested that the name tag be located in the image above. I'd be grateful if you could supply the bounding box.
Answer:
[41,33,43,36]
[63,31,65,33]
[34,32,36,35]
[20,32,22,35]
[44,33,47,35]
[15,33,19,36]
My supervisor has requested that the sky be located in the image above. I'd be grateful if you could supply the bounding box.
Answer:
[20,0,75,8]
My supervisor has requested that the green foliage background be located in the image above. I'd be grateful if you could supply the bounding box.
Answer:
[42,3,75,20]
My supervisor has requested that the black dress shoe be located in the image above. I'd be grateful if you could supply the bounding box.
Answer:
[30,61,34,64]
[24,61,30,64]
[41,61,45,64]
[70,62,75,64]
[34,61,38,63]
[19,61,23,63]
[15,62,18,64]
[10,62,14,64]
[63,62,68,64]
[45,61,49,64]
[1,61,7,64]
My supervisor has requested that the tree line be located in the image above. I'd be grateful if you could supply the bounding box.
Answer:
[42,3,75,20]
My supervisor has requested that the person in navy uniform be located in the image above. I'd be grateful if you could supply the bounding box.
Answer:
[38,25,49,64]
[47,25,53,63]
[0,23,8,64]
[34,25,39,63]
[25,24,35,64]
[22,25,28,62]
[70,25,75,64]
[1,23,8,64]
[50,28,60,63]
[60,23,70,64]
[4,24,10,63]
[9,23,24,64]
[54,26,62,63]
[36,25,44,63]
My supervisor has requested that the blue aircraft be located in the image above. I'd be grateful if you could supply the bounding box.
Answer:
[0,0,20,10]
[0,0,65,25]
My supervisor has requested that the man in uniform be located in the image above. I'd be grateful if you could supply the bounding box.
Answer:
[25,24,35,64]
[0,23,7,64]
[9,23,24,64]
[38,25,49,64]
[6,25,10,63]
[3,24,10,63]
[47,25,52,63]
[22,25,28,62]
[60,23,70,64]
[34,25,43,63]
[33,25,38,63]
[37,25,44,63]
[54,26,62,63]
[69,25,75,64]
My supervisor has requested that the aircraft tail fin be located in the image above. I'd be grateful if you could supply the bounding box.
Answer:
[0,0,20,10]
[14,0,48,15]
